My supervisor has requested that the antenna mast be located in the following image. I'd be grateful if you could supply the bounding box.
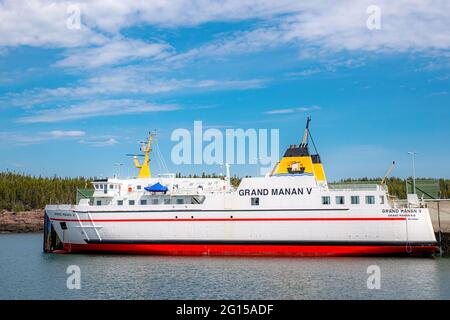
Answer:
[381,161,396,186]
[131,131,154,179]
[301,116,311,148]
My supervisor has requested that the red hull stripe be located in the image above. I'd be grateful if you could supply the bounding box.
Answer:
[51,217,406,223]
[62,243,437,257]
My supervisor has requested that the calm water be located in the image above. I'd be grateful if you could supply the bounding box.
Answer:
[1,233,449,300]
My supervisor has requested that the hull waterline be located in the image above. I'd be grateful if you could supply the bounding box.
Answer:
[62,242,438,257]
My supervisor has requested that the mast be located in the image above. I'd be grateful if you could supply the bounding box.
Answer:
[301,116,311,148]
[132,131,154,179]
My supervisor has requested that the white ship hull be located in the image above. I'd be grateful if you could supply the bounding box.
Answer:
[45,204,437,256]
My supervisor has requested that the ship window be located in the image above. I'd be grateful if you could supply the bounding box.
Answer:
[164,198,171,205]
[109,184,113,189]
[251,197,260,206]
[366,196,375,205]
[380,196,385,204]
[336,196,345,205]
[129,200,135,206]
[117,200,123,206]
[322,196,331,205]
[137,185,142,190]
[176,198,184,204]
[152,199,159,205]
[95,184,99,189]
[140,199,147,205]
[351,196,360,205]
[96,200,101,206]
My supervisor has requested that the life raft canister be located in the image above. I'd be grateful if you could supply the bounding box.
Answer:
[128,186,133,192]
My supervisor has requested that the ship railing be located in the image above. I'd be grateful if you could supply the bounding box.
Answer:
[392,199,428,209]
[170,189,224,195]
[76,188,94,205]
[328,183,381,191]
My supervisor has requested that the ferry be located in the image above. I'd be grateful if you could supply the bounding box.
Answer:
[43,118,438,256]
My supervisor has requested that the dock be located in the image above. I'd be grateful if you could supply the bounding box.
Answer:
[428,200,450,254]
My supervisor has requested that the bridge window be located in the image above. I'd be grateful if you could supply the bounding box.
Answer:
[140,199,147,205]
[322,196,331,205]
[336,196,345,205]
[164,198,171,205]
[351,196,360,205]
[176,198,184,204]
[380,196,385,204]
[129,200,135,206]
[109,184,113,189]
[117,200,123,206]
[152,199,159,205]
[365,196,375,204]
[251,197,260,206]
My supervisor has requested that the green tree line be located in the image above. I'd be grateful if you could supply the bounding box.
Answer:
[0,171,89,211]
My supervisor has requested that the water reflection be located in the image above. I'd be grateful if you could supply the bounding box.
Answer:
[0,234,448,299]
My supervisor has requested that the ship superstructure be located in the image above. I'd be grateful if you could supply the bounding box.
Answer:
[44,120,437,256]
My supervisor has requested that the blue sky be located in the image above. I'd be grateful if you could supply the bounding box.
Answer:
[0,0,449,180]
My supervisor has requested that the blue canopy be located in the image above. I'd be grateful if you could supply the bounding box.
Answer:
[144,182,168,193]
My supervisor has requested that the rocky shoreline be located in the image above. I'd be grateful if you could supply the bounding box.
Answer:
[0,209,44,233]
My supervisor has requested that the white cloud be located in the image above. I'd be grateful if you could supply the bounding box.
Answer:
[79,137,119,147]
[0,130,86,145]
[284,1,450,53]
[265,105,320,115]
[4,69,268,110]
[0,130,120,147]
[1,0,449,56]
[285,68,322,78]
[0,0,105,47]
[76,0,304,32]
[17,99,179,123]
[48,130,86,137]
[2,0,449,127]
[0,0,302,48]
[168,0,450,65]
[54,39,173,69]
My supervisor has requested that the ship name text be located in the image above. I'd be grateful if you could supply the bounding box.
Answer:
[239,188,313,196]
